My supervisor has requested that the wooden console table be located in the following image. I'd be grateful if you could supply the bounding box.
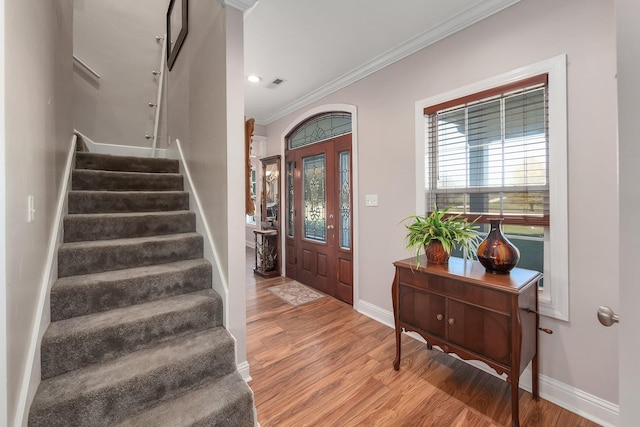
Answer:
[392,256,542,427]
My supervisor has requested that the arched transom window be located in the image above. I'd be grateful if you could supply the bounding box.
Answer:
[288,112,352,149]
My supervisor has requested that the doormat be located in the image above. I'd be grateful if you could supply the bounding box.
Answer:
[269,281,326,306]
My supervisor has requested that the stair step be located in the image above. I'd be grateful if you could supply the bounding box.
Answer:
[75,152,179,174]
[51,259,212,321]
[114,371,255,427]
[68,190,189,214]
[64,211,196,242]
[29,328,236,427]
[58,233,203,277]
[72,169,183,191]
[42,289,222,378]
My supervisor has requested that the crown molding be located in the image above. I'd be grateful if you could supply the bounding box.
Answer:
[223,0,258,12]
[257,0,521,125]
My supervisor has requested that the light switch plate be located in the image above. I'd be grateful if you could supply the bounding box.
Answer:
[365,194,379,207]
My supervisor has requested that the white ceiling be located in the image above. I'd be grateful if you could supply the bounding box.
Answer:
[243,0,520,125]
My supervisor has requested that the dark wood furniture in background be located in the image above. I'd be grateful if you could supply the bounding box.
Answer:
[255,155,281,277]
[392,256,542,427]
[253,229,279,278]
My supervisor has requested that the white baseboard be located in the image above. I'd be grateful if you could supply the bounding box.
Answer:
[355,298,619,427]
[74,130,174,159]
[237,361,252,383]
[14,136,77,427]
[357,299,395,329]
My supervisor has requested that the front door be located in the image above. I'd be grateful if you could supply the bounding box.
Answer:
[285,133,353,304]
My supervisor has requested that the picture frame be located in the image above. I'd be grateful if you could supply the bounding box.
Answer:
[166,0,188,71]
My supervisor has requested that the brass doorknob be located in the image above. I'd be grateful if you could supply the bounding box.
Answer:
[448,318,456,325]
[436,314,443,321]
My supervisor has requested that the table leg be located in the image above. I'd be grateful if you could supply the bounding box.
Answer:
[510,375,520,427]
[532,352,539,400]
[392,269,401,370]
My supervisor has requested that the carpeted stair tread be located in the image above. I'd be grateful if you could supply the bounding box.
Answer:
[29,328,236,427]
[75,152,179,173]
[114,371,255,427]
[64,211,196,242]
[42,289,222,378]
[68,190,189,214]
[72,169,183,191]
[29,151,256,425]
[58,232,203,277]
[51,259,212,321]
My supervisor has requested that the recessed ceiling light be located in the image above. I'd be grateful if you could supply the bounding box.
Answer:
[247,74,262,83]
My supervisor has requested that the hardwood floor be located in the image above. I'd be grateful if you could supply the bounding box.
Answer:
[245,249,600,427]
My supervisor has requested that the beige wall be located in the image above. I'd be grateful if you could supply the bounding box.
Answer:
[73,0,165,146]
[3,0,75,424]
[165,2,248,367]
[266,0,619,409]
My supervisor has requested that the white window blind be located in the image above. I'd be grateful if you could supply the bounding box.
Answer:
[424,74,549,226]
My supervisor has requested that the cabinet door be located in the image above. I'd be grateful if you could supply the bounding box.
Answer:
[447,300,511,365]
[399,286,446,339]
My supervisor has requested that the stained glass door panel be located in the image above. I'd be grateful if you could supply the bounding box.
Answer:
[303,154,327,242]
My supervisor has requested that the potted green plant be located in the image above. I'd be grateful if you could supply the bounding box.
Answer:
[403,206,480,265]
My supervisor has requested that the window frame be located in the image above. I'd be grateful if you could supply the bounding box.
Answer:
[414,54,568,320]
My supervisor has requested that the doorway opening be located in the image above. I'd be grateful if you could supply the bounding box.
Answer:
[284,112,353,304]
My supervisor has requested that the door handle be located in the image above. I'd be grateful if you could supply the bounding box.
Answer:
[597,306,619,327]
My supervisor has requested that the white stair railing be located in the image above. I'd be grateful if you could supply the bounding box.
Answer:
[73,55,101,79]
[150,35,167,157]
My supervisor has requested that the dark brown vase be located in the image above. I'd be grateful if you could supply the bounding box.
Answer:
[477,218,520,274]
[425,241,450,265]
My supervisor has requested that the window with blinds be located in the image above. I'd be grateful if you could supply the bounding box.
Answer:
[424,74,549,227]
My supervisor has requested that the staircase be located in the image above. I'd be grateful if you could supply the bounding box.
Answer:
[28,151,255,426]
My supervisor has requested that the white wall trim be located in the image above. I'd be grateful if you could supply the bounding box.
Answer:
[279,104,360,309]
[0,0,7,420]
[257,0,521,125]
[174,139,230,327]
[14,136,77,427]
[413,54,569,321]
[75,130,174,159]
[237,361,252,382]
[222,0,258,13]
[357,300,395,329]
[356,297,618,427]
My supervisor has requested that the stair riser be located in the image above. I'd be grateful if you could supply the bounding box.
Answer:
[68,191,189,214]
[30,152,256,426]
[42,297,222,378]
[58,235,203,278]
[198,393,256,427]
[64,212,196,242]
[114,372,255,427]
[51,262,212,321]
[72,170,183,191]
[29,338,236,427]
[76,153,179,174]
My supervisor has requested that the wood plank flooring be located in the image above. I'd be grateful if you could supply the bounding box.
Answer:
[246,249,600,427]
